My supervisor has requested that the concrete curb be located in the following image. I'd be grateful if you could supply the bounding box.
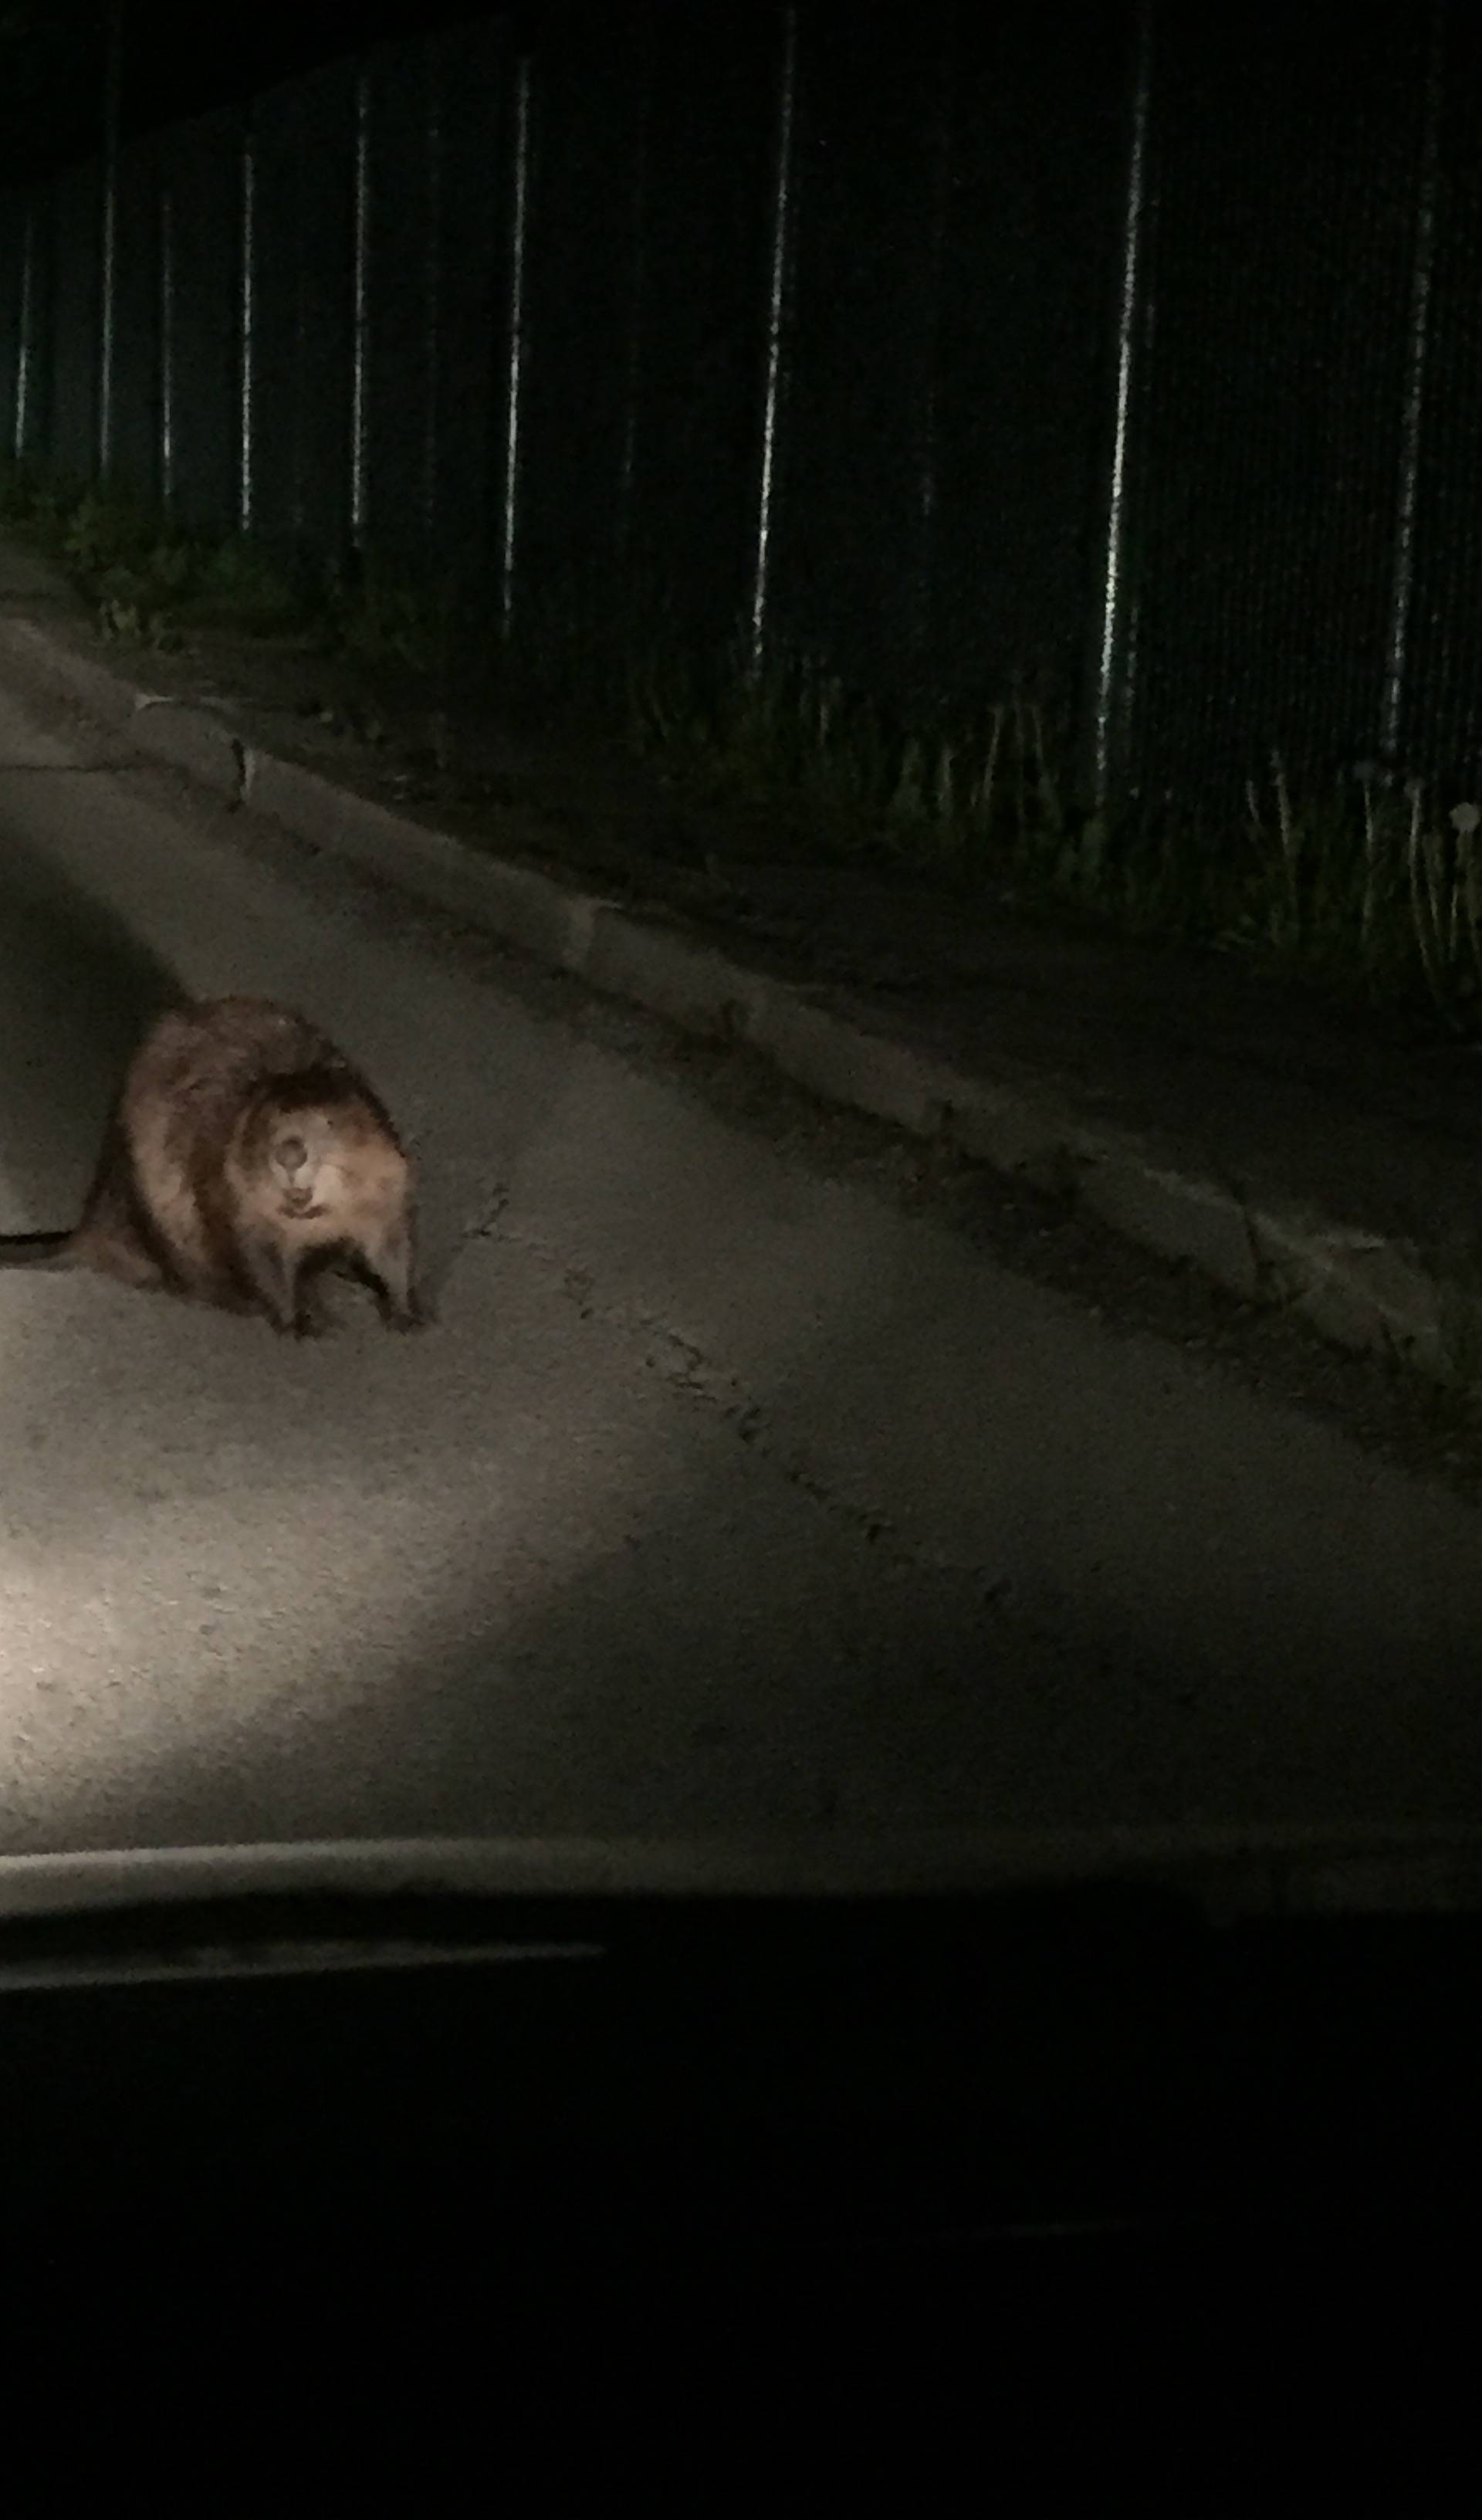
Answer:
[0,611,1467,1387]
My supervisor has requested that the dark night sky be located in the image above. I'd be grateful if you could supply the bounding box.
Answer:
[0,2,564,185]
[0,2,1460,194]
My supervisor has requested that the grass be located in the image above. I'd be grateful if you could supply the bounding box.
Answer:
[4,453,1482,1035]
[624,635,1482,1028]
[0,459,413,652]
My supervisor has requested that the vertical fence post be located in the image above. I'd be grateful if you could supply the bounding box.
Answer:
[749,5,797,683]
[158,178,174,507]
[239,115,256,533]
[909,25,954,682]
[1380,0,1445,769]
[350,62,371,553]
[97,0,122,478]
[614,22,651,577]
[499,54,532,642]
[1093,0,1153,810]
[421,44,444,549]
[13,201,34,461]
[290,86,307,541]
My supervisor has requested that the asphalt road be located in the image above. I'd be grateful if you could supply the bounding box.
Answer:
[3,657,1482,1855]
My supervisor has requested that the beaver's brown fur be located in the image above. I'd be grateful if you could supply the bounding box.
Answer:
[0,996,424,1336]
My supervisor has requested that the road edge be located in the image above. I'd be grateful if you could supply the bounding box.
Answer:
[0,609,1464,1389]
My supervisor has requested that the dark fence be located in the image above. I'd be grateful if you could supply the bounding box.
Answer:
[1,0,1479,816]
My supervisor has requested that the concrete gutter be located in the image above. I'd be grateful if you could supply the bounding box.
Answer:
[0,611,1465,1388]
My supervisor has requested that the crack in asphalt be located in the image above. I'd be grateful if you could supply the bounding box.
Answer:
[462,1181,509,1243]
[489,1218,1013,1611]
[483,1222,1188,1698]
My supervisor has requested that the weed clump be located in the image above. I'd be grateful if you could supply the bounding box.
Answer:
[4,453,1481,1033]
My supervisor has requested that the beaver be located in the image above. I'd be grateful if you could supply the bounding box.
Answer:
[0,995,425,1336]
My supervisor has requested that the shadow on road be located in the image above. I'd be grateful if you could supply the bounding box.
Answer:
[7,906,1482,1854]
[15,1197,1482,1858]
[0,827,181,1221]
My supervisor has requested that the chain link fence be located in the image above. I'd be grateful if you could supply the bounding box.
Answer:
[0,0,1477,818]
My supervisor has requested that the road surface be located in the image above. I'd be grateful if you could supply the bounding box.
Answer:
[2,652,1481,1854]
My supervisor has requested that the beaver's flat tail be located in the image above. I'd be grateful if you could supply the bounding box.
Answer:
[0,1232,76,1270]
